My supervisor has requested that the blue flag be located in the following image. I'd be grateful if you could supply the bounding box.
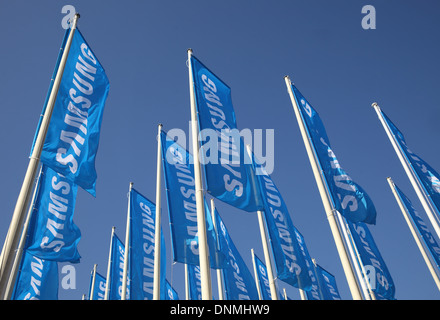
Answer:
[88,271,106,300]
[189,54,263,212]
[128,188,166,300]
[165,280,179,300]
[108,233,129,300]
[381,111,440,215]
[347,221,395,300]
[40,28,110,197]
[291,84,376,224]
[187,264,202,300]
[161,130,227,269]
[253,253,272,300]
[250,152,313,291]
[12,251,58,300]
[306,263,341,300]
[26,165,81,263]
[316,264,341,300]
[215,209,259,300]
[393,183,440,268]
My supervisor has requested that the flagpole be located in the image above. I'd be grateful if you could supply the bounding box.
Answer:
[104,226,115,300]
[3,165,43,300]
[245,145,279,300]
[387,177,440,291]
[373,103,440,240]
[0,14,80,297]
[251,248,263,300]
[187,48,212,300]
[210,199,224,300]
[184,263,190,300]
[90,264,98,300]
[121,182,133,300]
[153,124,163,300]
[284,76,363,300]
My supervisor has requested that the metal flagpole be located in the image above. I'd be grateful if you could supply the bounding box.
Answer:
[251,248,263,300]
[104,226,116,300]
[0,14,80,297]
[89,264,98,300]
[387,177,440,291]
[373,103,440,240]
[284,76,363,300]
[246,145,278,300]
[210,199,224,300]
[184,263,190,300]
[121,182,133,300]
[3,165,43,300]
[187,48,212,300]
[153,124,163,300]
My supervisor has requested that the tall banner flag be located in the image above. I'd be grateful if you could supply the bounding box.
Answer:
[187,264,202,300]
[160,130,227,268]
[89,271,106,300]
[290,84,376,225]
[391,181,440,271]
[253,253,272,300]
[165,280,179,300]
[250,152,313,291]
[189,54,263,212]
[347,221,395,300]
[379,110,440,216]
[215,209,259,300]
[40,28,110,196]
[25,165,81,263]
[12,251,58,300]
[108,233,129,300]
[128,188,166,300]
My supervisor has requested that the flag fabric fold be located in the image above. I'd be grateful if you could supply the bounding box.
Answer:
[291,84,376,224]
[253,253,272,300]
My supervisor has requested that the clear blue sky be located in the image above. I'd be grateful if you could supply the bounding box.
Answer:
[1,0,439,300]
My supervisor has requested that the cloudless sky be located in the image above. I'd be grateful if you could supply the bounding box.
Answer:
[1,0,440,300]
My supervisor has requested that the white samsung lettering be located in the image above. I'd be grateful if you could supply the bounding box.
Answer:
[56,42,98,174]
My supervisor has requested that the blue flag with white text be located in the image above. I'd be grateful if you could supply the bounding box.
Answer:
[160,130,227,269]
[189,54,263,212]
[253,253,272,300]
[88,271,106,300]
[165,280,179,300]
[12,251,58,300]
[108,233,129,300]
[347,221,395,300]
[291,84,376,224]
[187,264,202,300]
[26,165,81,263]
[215,209,259,300]
[381,111,440,216]
[128,188,166,300]
[316,265,341,300]
[393,183,440,267]
[40,28,109,197]
[251,152,313,291]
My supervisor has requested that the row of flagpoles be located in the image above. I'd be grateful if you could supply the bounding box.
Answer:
[1,14,440,300]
